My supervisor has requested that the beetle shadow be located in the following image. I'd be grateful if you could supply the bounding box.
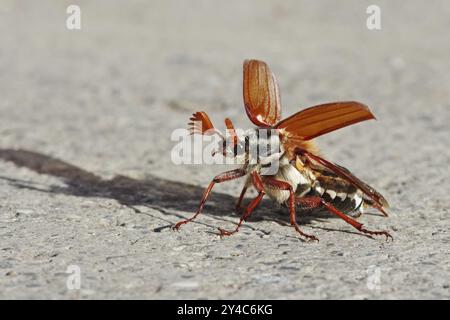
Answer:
[0,148,362,236]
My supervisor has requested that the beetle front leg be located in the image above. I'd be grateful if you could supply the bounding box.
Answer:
[218,171,265,236]
[173,168,246,230]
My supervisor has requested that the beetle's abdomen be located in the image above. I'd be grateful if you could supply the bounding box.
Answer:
[308,169,365,217]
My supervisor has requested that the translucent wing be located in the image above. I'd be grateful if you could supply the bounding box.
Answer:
[243,59,281,127]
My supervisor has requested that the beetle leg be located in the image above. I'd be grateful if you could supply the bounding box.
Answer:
[263,177,319,242]
[296,196,393,240]
[218,171,264,236]
[173,168,246,230]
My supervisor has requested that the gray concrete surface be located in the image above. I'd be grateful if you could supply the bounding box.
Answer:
[0,0,449,299]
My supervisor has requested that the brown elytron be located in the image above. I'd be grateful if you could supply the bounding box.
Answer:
[173,59,392,241]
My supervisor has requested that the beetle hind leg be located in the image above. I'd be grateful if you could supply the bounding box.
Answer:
[296,196,393,241]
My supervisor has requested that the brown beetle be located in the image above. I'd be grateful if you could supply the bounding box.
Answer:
[173,59,392,241]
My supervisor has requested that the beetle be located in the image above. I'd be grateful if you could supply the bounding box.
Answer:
[173,59,392,241]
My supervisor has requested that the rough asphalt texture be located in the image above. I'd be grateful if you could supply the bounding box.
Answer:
[0,1,449,299]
